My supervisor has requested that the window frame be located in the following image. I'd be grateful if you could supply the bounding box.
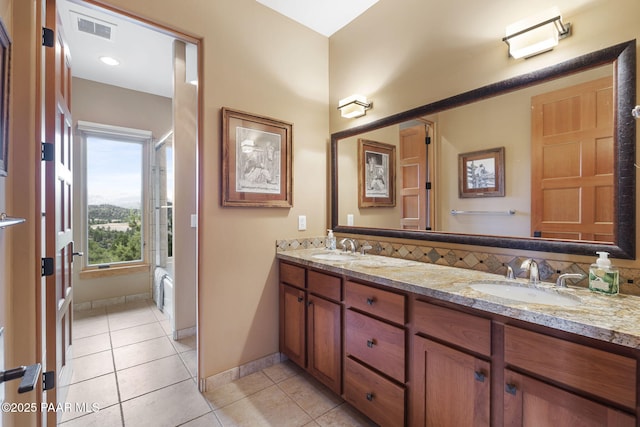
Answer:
[77,121,152,272]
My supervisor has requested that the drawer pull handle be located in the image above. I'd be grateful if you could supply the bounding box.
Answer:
[366,392,374,401]
[297,296,303,303]
[505,383,517,396]
[366,297,375,306]
[366,339,376,348]
[474,371,485,382]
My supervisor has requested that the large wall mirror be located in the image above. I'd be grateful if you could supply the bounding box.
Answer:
[331,40,636,258]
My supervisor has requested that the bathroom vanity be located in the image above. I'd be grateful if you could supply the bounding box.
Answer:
[277,248,640,427]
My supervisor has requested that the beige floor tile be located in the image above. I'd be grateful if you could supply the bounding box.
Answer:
[122,379,211,427]
[110,322,165,348]
[70,350,114,384]
[171,334,196,353]
[73,332,111,358]
[314,403,377,427]
[118,354,191,401]
[204,371,275,410]
[74,315,110,339]
[214,384,312,427]
[107,309,158,331]
[106,300,153,314]
[263,359,303,383]
[74,306,107,320]
[61,373,120,423]
[58,403,122,427]
[180,412,222,427]
[180,349,197,378]
[279,374,343,419]
[160,318,172,335]
[113,336,177,370]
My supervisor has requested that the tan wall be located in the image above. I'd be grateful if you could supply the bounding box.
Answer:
[329,0,640,269]
[71,78,172,304]
[92,0,330,378]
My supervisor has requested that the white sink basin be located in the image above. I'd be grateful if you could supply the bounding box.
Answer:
[311,253,357,262]
[470,282,581,307]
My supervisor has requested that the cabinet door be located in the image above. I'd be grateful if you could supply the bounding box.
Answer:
[307,295,342,394]
[410,335,490,427]
[279,283,306,367]
[504,369,636,427]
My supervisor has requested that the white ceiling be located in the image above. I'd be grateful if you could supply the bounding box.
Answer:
[57,0,377,98]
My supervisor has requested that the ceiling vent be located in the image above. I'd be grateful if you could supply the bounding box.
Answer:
[71,11,116,41]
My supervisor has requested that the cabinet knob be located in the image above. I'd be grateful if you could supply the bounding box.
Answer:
[474,371,485,382]
[366,392,374,401]
[307,301,314,306]
[505,383,518,396]
[366,297,375,306]
[366,339,376,348]
[297,296,303,303]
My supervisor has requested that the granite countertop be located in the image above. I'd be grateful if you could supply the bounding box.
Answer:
[277,248,640,350]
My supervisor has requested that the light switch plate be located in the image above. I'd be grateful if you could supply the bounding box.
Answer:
[298,215,307,231]
[347,214,354,226]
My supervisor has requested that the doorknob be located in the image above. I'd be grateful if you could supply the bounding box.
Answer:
[72,251,83,257]
[0,363,42,393]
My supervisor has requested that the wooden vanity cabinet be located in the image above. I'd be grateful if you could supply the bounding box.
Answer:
[278,262,343,394]
[344,279,407,427]
[503,325,637,426]
[410,300,492,427]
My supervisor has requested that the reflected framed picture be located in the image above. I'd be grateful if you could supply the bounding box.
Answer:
[458,146,505,198]
[358,139,395,208]
[0,19,10,176]
[221,108,293,207]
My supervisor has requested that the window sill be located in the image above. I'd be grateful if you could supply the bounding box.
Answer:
[79,264,150,280]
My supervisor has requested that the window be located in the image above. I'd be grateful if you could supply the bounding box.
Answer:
[79,122,151,267]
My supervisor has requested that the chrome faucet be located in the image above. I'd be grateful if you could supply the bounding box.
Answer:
[520,259,540,284]
[505,265,515,280]
[339,238,357,254]
[556,273,585,288]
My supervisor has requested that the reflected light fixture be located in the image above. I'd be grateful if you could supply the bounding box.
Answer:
[338,94,372,118]
[99,56,120,66]
[632,105,640,120]
[503,7,571,59]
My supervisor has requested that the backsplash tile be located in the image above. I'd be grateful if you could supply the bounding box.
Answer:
[277,237,640,297]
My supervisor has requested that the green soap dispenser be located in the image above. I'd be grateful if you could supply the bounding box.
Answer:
[588,251,619,295]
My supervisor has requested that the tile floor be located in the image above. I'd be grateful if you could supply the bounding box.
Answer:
[60,299,376,426]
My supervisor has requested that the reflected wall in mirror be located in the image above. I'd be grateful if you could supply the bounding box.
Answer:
[331,41,636,258]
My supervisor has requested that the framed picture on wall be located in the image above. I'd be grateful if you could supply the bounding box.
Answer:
[221,108,293,207]
[358,139,395,208]
[0,19,11,176]
[458,146,505,198]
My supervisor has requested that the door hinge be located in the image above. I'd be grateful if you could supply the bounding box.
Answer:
[42,27,54,48]
[426,182,432,190]
[42,371,55,391]
[425,136,431,145]
[41,258,54,277]
[41,142,54,161]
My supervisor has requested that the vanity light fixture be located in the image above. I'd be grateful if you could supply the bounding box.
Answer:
[632,105,640,120]
[503,7,571,59]
[338,94,372,118]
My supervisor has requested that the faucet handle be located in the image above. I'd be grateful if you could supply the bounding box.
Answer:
[556,273,585,287]
[505,265,515,279]
[360,244,373,255]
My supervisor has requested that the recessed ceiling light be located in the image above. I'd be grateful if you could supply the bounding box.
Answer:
[99,56,120,66]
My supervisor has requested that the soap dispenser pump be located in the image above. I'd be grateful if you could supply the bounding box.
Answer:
[588,251,619,295]
[326,229,336,250]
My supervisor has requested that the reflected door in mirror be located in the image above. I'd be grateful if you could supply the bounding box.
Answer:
[531,76,614,242]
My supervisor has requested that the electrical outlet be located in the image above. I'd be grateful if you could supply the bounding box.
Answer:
[0,327,4,405]
[298,215,307,231]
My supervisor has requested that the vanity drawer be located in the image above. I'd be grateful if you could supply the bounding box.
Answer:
[413,300,491,357]
[345,309,405,382]
[504,325,637,409]
[345,280,405,325]
[308,270,341,301]
[279,262,305,289]
[344,357,405,427]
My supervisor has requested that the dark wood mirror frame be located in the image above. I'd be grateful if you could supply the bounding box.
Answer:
[331,40,636,259]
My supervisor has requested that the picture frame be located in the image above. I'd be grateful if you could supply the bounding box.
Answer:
[358,139,396,208]
[0,19,11,176]
[221,108,293,207]
[458,146,505,198]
